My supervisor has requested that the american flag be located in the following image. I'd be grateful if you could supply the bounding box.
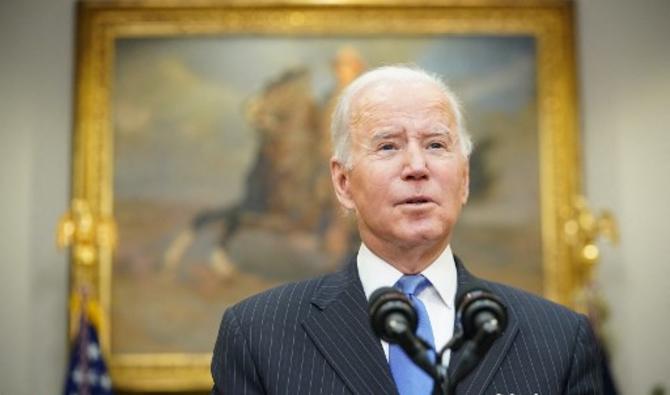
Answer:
[63,311,113,395]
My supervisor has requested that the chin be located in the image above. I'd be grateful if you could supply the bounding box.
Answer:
[395,226,447,246]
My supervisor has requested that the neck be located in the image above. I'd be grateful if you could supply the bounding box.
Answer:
[361,236,450,274]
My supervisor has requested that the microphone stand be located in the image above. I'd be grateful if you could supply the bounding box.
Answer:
[372,286,505,394]
[399,324,494,395]
[388,319,442,386]
[393,328,455,395]
[432,330,463,395]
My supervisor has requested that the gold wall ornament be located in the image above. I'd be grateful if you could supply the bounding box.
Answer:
[58,198,117,339]
[70,0,581,390]
[58,198,118,265]
[564,195,619,312]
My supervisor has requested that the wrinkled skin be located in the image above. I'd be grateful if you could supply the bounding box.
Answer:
[330,80,469,274]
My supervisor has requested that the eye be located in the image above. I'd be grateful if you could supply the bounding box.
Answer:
[379,142,398,151]
[427,141,446,149]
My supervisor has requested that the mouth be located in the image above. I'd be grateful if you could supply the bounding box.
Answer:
[398,196,434,206]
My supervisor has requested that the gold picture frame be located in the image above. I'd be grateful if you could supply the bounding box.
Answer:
[68,0,582,391]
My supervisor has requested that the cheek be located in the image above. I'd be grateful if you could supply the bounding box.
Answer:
[357,179,386,205]
[351,169,394,207]
[433,159,466,184]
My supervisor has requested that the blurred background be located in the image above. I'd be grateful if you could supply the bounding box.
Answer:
[1,0,669,394]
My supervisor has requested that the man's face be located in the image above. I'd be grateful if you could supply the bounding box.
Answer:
[331,80,469,254]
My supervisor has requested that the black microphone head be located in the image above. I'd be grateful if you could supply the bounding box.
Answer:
[456,283,508,341]
[368,287,418,343]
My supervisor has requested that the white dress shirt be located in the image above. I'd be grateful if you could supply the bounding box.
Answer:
[357,243,457,367]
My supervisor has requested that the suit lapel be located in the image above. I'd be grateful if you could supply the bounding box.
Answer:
[302,257,398,395]
[448,257,520,395]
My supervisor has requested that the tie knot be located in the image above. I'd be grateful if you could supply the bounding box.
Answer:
[395,275,430,296]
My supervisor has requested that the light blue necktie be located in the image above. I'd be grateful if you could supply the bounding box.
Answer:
[389,275,436,395]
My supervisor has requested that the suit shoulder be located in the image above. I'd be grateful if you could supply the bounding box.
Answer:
[223,273,328,327]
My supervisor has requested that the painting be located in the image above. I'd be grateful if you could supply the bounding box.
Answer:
[69,1,580,391]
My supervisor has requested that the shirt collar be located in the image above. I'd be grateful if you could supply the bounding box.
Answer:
[357,243,457,308]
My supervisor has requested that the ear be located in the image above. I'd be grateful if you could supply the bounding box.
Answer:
[460,161,470,205]
[330,158,356,211]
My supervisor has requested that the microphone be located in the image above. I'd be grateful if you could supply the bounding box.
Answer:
[449,283,507,386]
[368,287,438,380]
[368,287,418,343]
[457,284,507,345]
[369,282,507,395]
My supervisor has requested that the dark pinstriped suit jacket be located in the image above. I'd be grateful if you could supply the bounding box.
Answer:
[211,256,604,394]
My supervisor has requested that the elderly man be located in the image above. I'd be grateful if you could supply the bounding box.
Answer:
[211,66,603,394]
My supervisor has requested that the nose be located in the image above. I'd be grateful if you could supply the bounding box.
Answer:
[401,143,429,181]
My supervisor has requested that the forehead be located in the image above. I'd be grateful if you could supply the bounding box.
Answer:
[349,80,455,133]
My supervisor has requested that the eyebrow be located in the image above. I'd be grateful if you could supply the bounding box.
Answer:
[370,128,403,142]
[424,128,451,138]
[368,125,453,142]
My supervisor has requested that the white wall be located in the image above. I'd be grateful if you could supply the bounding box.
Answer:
[577,0,670,393]
[0,0,668,394]
[0,0,74,394]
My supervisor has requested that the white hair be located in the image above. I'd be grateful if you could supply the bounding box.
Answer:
[330,65,472,168]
